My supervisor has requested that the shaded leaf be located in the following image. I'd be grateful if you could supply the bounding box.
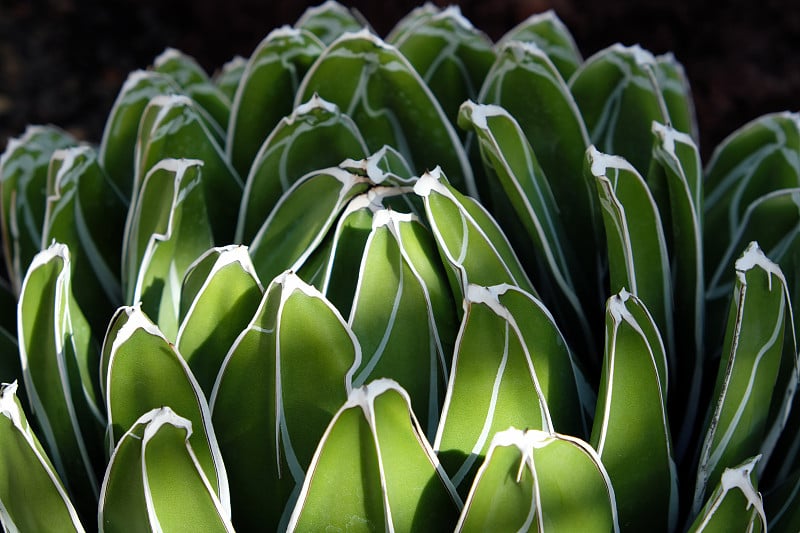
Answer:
[689,456,765,532]
[294,0,364,45]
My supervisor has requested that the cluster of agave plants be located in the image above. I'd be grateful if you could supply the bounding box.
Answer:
[2,1,800,531]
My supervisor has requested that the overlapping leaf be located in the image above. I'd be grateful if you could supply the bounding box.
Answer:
[414,167,534,307]
[176,245,263,396]
[455,428,618,532]
[294,0,363,45]
[391,6,495,135]
[248,166,370,285]
[287,379,461,532]
[41,146,126,335]
[210,272,359,531]
[589,146,674,369]
[347,209,457,438]
[0,125,76,293]
[99,407,234,532]
[689,456,766,532]
[122,159,214,339]
[435,283,584,493]
[497,10,582,80]
[0,381,85,531]
[296,29,476,196]
[227,28,325,176]
[102,304,229,511]
[693,243,792,513]
[134,94,242,245]
[236,95,368,244]
[17,243,103,520]
[213,55,247,102]
[591,290,677,531]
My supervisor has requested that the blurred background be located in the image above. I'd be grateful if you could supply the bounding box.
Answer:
[1,0,798,161]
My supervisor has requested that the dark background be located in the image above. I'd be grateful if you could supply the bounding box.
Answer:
[1,0,798,162]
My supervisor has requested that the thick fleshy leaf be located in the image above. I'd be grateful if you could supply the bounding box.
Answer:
[103,305,229,510]
[688,456,766,532]
[570,44,671,175]
[0,125,76,293]
[455,428,618,532]
[41,146,126,335]
[296,30,476,197]
[589,147,674,369]
[704,112,800,295]
[235,95,368,244]
[348,210,458,438]
[459,100,596,353]
[391,6,495,136]
[385,3,439,44]
[152,47,231,131]
[226,28,325,177]
[122,159,214,339]
[210,272,360,531]
[0,381,85,531]
[99,407,234,532]
[590,290,677,531]
[134,94,241,245]
[248,167,370,286]
[17,243,103,519]
[653,53,698,143]
[287,379,461,532]
[497,10,583,80]
[176,245,263,396]
[435,284,585,492]
[693,243,790,513]
[294,0,363,45]
[649,122,705,458]
[213,55,247,102]
[477,41,602,297]
[414,167,534,307]
[98,70,179,202]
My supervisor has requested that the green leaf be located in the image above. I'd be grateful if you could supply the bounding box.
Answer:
[391,6,495,137]
[152,47,232,131]
[134,94,242,245]
[435,284,585,492]
[236,94,368,244]
[477,41,602,298]
[570,44,670,175]
[103,305,229,511]
[459,100,596,354]
[213,55,247,102]
[99,407,234,532]
[590,290,677,531]
[248,167,370,285]
[294,0,364,45]
[385,3,439,44]
[455,428,618,532]
[348,209,458,438]
[0,125,76,293]
[653,53,698,143]
[18,243,103,519]
[122,159,214,340]
[497,10,583,80]
[287,379,461,532]
[227,28,324,177]
[766,467,800,531]
[589,147,674,370]
[688,456,766,532]
[210,272,360,531]
[176,245,264,396]
[41,146,126,335]
[414,167,535,307]
[97,70,179,203]
[704,112,800,297]
[0,381,85,531]
[297,30,476,197]
[648,122,705,458]
[693,243,790,513]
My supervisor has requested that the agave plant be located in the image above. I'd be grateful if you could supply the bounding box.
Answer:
[1,2,799,531]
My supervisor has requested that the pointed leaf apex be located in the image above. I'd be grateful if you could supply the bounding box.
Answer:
[110,304,165,356]
[293,94,340,119]
[413,167,446,197]
[607,288,635,324]
[610,43,657,66]
[720,456,766,518]
[371,209,418,231]
[141,406,193,442]
[652,121,694,151]
[0,381,22,428]
[153,47,185,68]
[30,241,70,270]
[588,146,637,176]
[344,378,407,414]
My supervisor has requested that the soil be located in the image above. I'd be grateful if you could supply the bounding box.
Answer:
[1,0,798,162]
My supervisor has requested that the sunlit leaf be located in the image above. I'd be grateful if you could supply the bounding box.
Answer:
[294,0,364,45]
